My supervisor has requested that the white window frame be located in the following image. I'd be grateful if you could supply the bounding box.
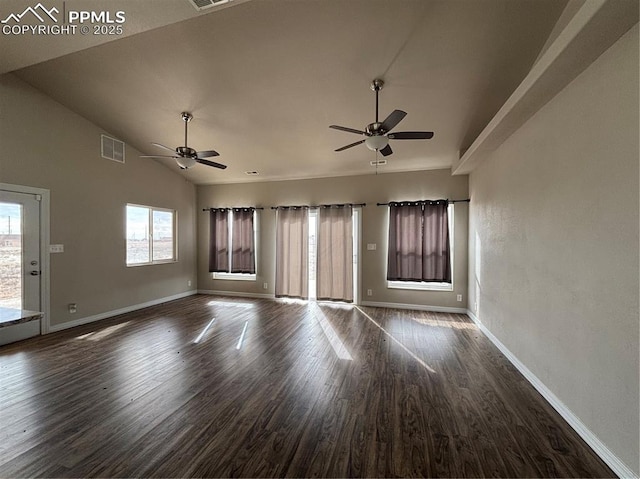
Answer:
[126,204,177,267]
[386,203,454,292]
[212,209,257,281]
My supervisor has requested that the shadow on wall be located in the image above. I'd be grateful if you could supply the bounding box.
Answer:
[474,231,482,315]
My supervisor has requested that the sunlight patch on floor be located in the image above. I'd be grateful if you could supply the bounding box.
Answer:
[75,321,130,341]
[410,316,477,330]
[311,303,353,361]
[193,317,216,344]
[208,300,255,310]
[236,321,249,350]
[355,307,436,374]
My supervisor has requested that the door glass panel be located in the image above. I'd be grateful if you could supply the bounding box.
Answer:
[0,202,23,309]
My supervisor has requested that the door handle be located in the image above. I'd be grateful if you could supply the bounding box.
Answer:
[30,270,40,276]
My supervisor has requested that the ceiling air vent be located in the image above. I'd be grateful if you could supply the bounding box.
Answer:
[188,0,231,11]
[101,134,125,163]
[370,159,387,166]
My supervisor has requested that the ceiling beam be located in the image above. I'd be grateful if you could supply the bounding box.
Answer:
[452,0,639,176]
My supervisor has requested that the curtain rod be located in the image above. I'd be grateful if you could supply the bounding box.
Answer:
[376,199,470,206]
[202,207,265,211]
[270,203,366,210]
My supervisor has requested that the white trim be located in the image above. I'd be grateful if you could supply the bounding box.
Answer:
[49,290,197,332]
[0,183,51,335]
[212,272,256,281]
[466,309,638,479]
[198,289,275,300]
[360,300,466,314]
[387,280,453,292]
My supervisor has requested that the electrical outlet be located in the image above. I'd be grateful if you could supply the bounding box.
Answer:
[456,294,462,302]
[68,303,77,314]
[263,282,268,289]
[188,280,192,287]
[367,289,373,296]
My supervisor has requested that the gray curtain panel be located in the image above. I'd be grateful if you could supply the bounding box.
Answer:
[387,201,451,282]
[422,202,451,282]
[231,208,255,274]
[387,203,423,281]
[275,208,309,298]
[209,209,229,272]
[317,206,353,302]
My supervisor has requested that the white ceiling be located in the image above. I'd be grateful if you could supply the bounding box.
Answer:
[6,0,568,184]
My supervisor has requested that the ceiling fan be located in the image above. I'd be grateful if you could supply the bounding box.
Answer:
[330,79,434,157]
[140,112,226,170]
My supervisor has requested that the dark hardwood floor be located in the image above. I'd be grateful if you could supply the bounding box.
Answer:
[0,295,614,478]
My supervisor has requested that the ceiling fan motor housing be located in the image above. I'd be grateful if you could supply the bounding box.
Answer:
[177,146,197,157]
[366,122,384,135]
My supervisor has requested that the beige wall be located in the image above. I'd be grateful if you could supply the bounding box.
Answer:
[468,25,639,474]
[0,73,197,328]
[197,169,468,309]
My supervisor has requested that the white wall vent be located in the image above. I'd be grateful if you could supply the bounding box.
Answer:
[188,0,231,11]
[101,134,125,163]
[370,159,387,166]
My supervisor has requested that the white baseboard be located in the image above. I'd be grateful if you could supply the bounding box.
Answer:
[466,309,638,479]
[198,289,276,300]
[360,300,467,314]
[49,290,198,333]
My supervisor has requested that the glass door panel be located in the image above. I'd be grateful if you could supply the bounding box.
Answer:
[0,202,23,309]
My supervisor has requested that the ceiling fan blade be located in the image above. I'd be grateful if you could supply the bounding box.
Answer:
[380,110,407,133]
[151,142,176,153]
[379,144,393,157]
[197,159,227,169]
[335,139,365,152]
[196,150,220,159]
[388,131,434,140]
[139,155,177,159]
[330,125,367,135]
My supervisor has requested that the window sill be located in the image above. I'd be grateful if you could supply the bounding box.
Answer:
[127,259,177,267]
[212,273,256,281]
[387,281,453,292]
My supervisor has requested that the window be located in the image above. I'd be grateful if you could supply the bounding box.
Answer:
[386,201,453,291]
[126,204,176,266]
[210,208,256,280]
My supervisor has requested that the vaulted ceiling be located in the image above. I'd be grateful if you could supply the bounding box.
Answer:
[5,0,569,184]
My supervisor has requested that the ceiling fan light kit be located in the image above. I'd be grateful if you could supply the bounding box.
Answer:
[365,135,388,151]
[176,156,197,169]
[140,111,227,170]
[330,78,434,157]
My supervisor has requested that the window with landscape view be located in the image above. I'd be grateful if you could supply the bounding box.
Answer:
[126,204,176,266]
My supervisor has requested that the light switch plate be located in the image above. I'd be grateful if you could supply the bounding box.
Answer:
[366,243,376,251]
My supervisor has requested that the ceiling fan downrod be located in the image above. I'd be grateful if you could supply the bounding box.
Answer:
[181,111,193,148]
[371,78,384,124]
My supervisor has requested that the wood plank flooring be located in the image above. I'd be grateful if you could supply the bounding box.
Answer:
[0,295,614,477]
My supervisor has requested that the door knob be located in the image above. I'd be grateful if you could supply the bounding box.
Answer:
[30,270,40,276]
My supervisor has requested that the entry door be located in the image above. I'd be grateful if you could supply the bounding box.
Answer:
[0,191,41,312]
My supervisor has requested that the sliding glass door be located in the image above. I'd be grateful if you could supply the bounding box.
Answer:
[279,207,360,304]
